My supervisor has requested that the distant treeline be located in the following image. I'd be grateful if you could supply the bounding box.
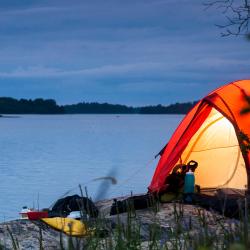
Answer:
[64,102,197,114]
[0,97,64,114]
[0,97,197,114]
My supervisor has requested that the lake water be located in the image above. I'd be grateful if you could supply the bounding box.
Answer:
[0,114,183,221]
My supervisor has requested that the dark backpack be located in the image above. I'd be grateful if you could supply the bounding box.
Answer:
[49,194,99,218]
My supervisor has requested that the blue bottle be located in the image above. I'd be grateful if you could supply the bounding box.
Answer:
[184,170,195,194]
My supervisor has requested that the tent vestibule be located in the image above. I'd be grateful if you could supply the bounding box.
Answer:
[149,80,250,196]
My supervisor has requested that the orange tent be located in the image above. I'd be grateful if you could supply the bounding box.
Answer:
[149,80,250,195]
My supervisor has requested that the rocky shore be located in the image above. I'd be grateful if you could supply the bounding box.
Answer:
[0,198,240,250]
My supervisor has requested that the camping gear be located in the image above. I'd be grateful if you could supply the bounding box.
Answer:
[193,192,246,219]
[159,192,181,203]
[67,211,82,219]
[27,211,48,220]
[49,195,98,218]
[186,160,198,172]
[184,170,195,194]
[19,206,31,219]
[149,80,250,197]
[110,193,155,215]
[160,160,197,196]
[184,170,195,203]
[41,217,89,236]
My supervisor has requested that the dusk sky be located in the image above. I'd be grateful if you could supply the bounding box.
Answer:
[0,0,249,105]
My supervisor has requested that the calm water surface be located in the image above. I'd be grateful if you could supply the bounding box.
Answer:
[0,114,183,221]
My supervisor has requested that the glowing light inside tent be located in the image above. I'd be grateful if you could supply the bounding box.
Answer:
[181,108,247,190]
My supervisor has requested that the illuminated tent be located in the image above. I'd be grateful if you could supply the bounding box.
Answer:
[149,80,250,195]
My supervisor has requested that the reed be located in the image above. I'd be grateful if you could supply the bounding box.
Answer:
[54,192,248,250]
[3,189,250,250]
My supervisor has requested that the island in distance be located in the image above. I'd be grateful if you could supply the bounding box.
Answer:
[0,97,197,115]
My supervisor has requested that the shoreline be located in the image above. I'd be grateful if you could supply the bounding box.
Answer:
[0,197,239,249]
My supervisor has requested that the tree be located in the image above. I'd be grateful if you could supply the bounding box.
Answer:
[205,0,250,37]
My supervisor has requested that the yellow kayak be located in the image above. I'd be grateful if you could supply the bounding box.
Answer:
[41,217,88,237]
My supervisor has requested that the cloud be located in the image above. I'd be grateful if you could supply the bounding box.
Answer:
[1,6,64,16]
[0,0,248,105]
[0,62,167,78]
[0,55,248,86]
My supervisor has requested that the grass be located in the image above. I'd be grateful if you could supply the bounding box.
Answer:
[53,194,249,250]
[1,191,249,250]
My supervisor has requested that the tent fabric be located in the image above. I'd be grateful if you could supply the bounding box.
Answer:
[180,108,247,190]
[149,80,250,194]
